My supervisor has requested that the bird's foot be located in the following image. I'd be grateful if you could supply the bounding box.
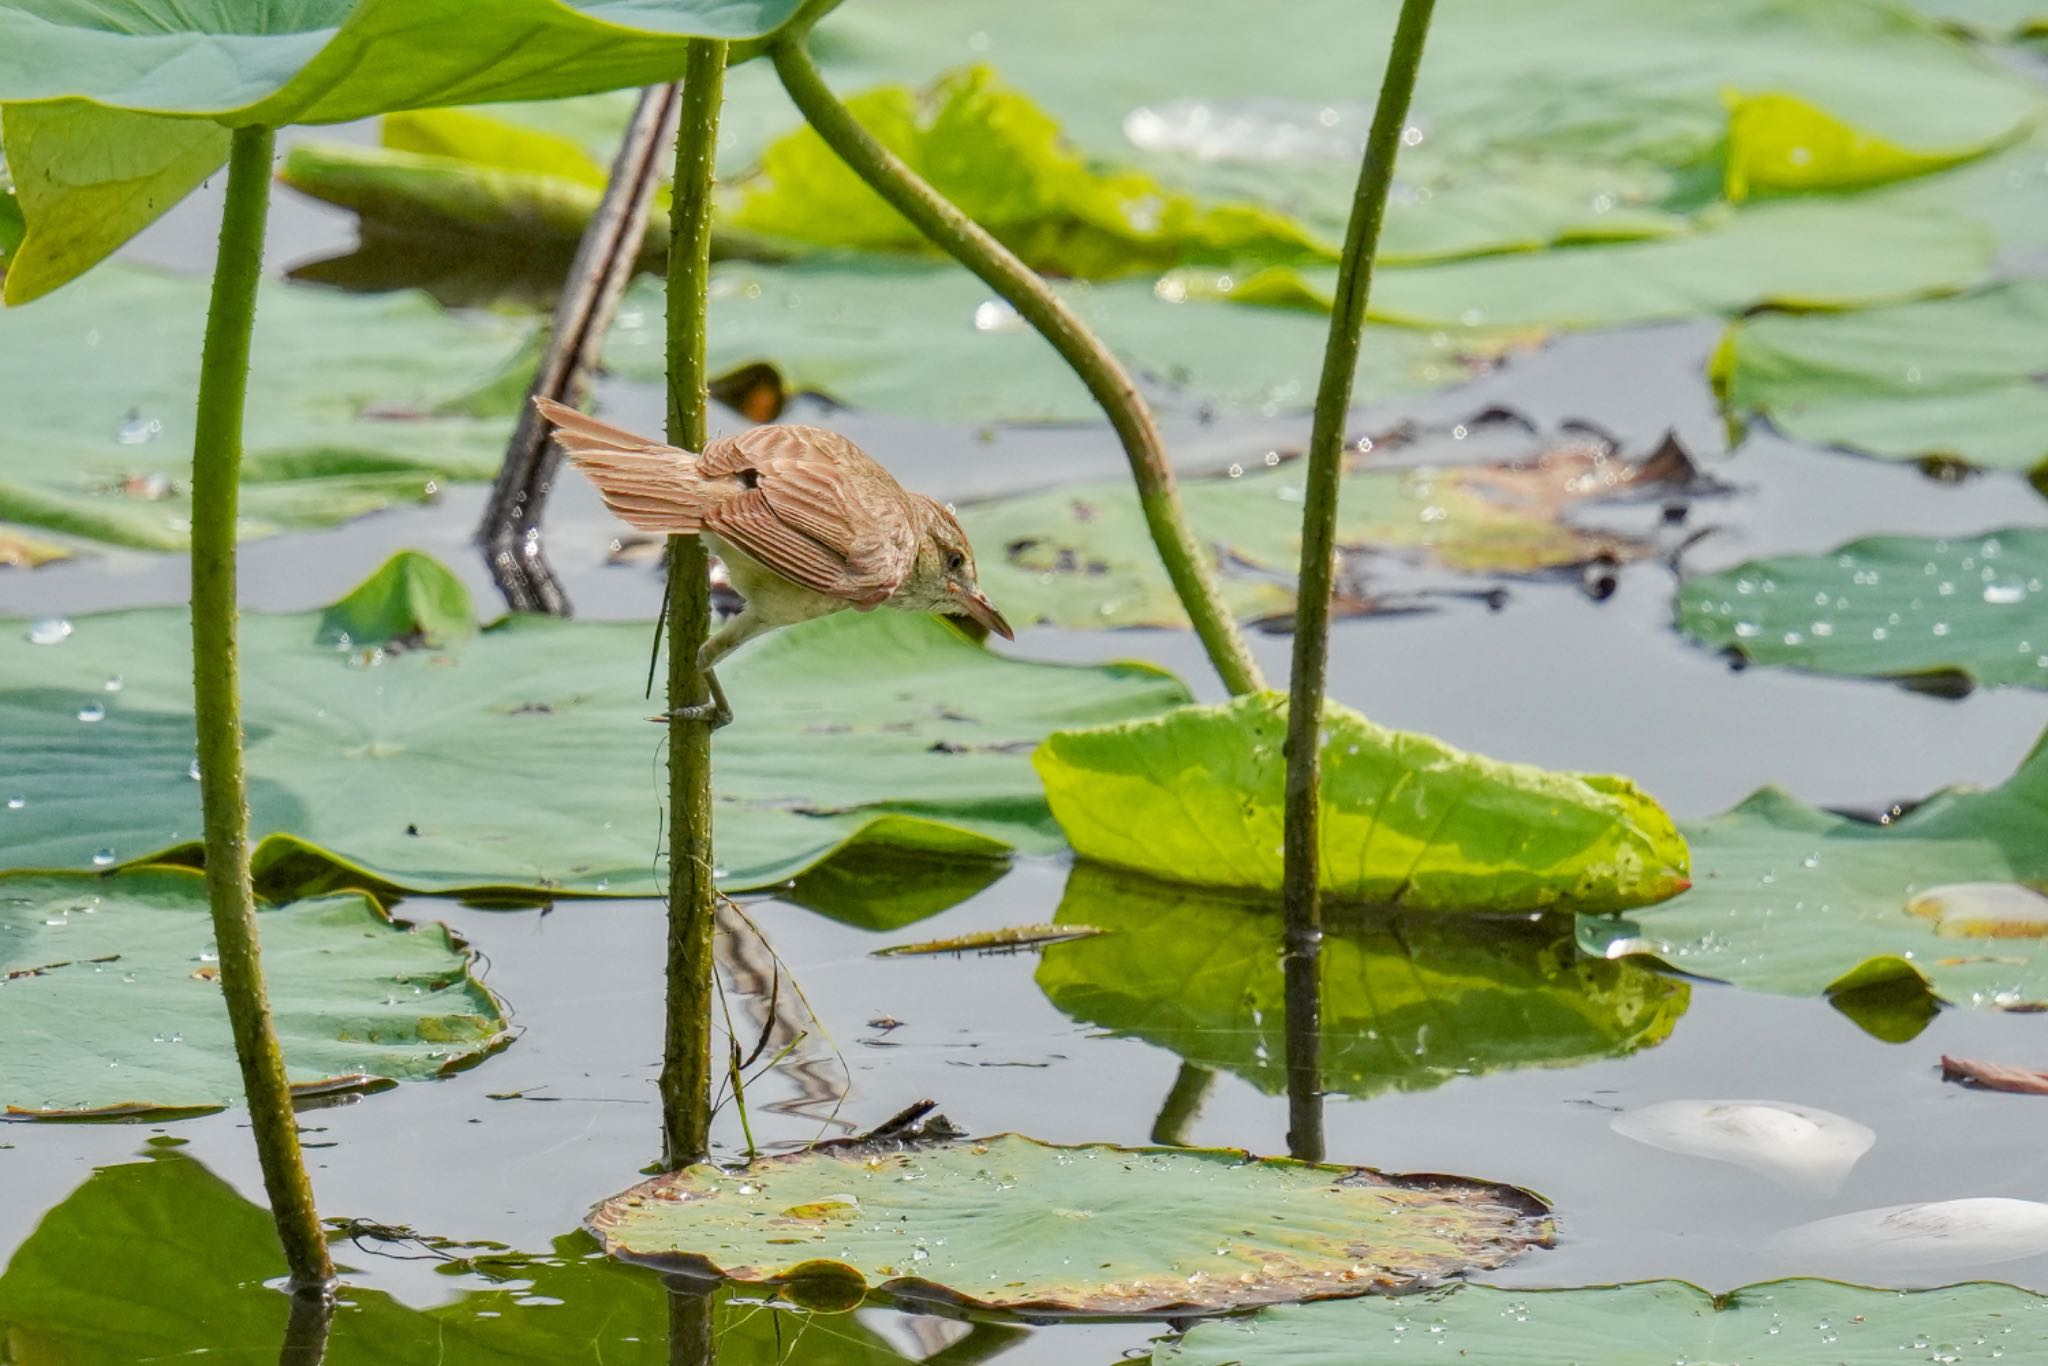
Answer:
[651,667,732,729]
[657,699,732,729]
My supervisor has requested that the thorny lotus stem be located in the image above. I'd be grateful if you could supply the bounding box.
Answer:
[190,124,335,1292]
[659,39,728,1171]
[1281,0,1438,1160]
[768,36,1265,698]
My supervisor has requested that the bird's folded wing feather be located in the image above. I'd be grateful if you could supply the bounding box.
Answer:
[701,428,917,604]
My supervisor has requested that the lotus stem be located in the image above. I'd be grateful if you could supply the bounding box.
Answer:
[768,36,1265,698]
[659,39,729,1171]
[1281,0,1438,1145]
[190,123,334,1292]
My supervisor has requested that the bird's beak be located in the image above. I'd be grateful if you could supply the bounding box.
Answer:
[951,585,1014,640]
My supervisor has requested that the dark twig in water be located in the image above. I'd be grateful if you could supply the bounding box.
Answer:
[479,82,680,615]
[872,923,1105,957]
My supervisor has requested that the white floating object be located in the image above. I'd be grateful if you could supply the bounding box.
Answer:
[1776,1198,2048,1271]
[1907,882,2048,938]
[1611,1099,1874,1194]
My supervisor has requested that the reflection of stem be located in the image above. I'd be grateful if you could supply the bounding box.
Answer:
[923,1322,1032,1366]
[276,1289,335,1366]
[1150,1061,1217,1147]
[768,36,1264,698]
[190,123,334,1292]
[659,40,730,1172]
[666,1282,715,1366]
[1282,945,1324,1162]
[1281,0,1438,1164]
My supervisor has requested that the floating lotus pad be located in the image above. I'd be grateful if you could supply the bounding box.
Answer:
[1678,529,2048,692]
[587,1134,1552,1315]
[1035,694,1690,914]
[964,438,1679,630]
[1585,726,2048,1013]
[0,552,1187,896]
[1037,865,1687,1100]
[0,265,525,551]
[1156,1278,2048,1365]
[1713,283,2048,480]
[0,869,506,1117]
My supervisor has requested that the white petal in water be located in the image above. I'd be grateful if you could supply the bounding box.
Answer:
[1907,882,2048,938]
[1610,1099,1875,1194]
[1775,1198,2048,1271]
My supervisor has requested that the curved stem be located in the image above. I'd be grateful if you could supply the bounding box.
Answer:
[1281,0,1438,1014]
[190,124,334,1291]
[768,38,1263,698]
[659,39,729,1171]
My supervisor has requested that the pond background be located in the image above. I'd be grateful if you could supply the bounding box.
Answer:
[5,18,2048,1365]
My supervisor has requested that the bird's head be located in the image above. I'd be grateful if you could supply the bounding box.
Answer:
[906,496,1013,640]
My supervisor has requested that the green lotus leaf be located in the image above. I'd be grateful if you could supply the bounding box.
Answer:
[588,1133,1551,1315]
[1677,528,2048,692]
[1034,694,1690,914]
[1037,864,1688,1100]
[0,1151,956,1364]
[0,868,506,1118]
[0,1,808,123]
[0,103,228,304]
[0,264,525,550]
[1585,726,2048,1011]
[963,439,1672,630]
[1721,90,1997,200]
[0,551,1187,896]
[725,64,1330,278]
[1713,282,2048,480]
[1156,1278,2048,1365]
[604,256,1515,422]
[1906,0,2048,39]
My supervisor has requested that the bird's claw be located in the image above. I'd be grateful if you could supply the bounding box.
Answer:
[659,700,732,729]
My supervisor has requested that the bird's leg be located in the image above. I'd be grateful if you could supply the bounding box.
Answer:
[664,613,762,729]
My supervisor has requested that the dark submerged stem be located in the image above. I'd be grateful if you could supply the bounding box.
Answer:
[659,40,729,1171]
[1280,0,1438,1158]
[666,1281,715,1366]
[768,36,1264,698]
[190,124,334,1291]
[1282,948,1324,1162]
[479,82,681,615]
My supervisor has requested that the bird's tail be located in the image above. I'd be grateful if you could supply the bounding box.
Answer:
[534,396,706,533]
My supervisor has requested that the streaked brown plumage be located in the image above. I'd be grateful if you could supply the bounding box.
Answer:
[536,397,1010,723]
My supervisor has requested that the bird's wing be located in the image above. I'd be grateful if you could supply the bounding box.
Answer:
[700,426,917,604]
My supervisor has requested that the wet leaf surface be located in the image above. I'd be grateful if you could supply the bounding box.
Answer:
[0,1150,951,1364]
[1036,693,1689,914]
[1585,727,2048,1012]
[1156,1278,2048,1365]
[1678,528,2048,692]
[0,869,505,1117]
[0,265,524,550]
[0,553,1186,896]
[1036,865,1687,1101]
[588,1133,1552,1316]
[1714,282,2048,481]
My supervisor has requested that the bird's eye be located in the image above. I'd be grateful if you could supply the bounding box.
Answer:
[945,551,965,572]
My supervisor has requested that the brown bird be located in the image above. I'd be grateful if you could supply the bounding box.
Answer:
[536,397,1011,726]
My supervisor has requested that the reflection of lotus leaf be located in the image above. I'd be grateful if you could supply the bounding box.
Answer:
[0,1151,933,1363]
[589,1133,1552,1315]
[1158,1278,2048,1365]
[1038,865,1688,1100]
